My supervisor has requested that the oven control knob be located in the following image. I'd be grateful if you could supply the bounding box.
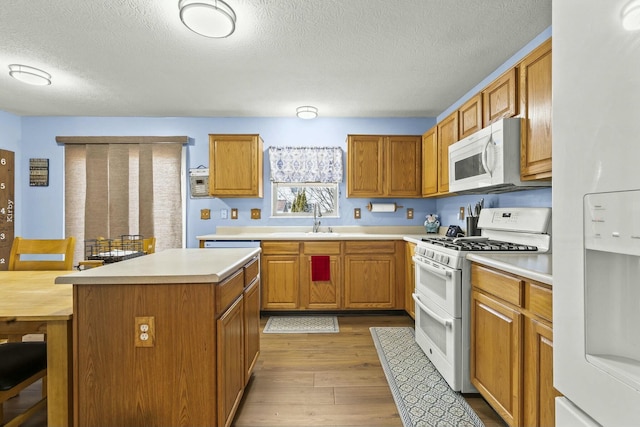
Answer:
[426,250,434,258]
[442,255,449,264]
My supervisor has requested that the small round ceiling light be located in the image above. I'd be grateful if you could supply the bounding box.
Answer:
[8,64,51,86]
[179,0,236,38]
[622,0,640,30]
[296,106,318,119]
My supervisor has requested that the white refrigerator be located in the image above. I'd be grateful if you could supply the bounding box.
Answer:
[554,1,640,425]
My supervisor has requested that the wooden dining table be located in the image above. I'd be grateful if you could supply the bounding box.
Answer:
[0,270,74,427]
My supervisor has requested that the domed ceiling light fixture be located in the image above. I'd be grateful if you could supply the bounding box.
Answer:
[179,0,237,38]
[296,106,318,119]
[622,0,640,30]
[8,64,51,86]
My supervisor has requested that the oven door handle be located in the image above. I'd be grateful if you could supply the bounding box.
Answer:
[412,293,453,328]
[414,258,452,278]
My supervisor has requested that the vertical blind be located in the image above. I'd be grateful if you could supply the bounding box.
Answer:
[60,136,187,265]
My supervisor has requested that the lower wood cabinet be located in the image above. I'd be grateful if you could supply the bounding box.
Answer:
[470,263,560,427]
[471,289,523,426]
[217,295,245,427]
[261,240,404,311]
[405,242,416,318]
[261,241,300,310]
[344,241,403,309]
[300,241,342,309]
[243,277,260,382]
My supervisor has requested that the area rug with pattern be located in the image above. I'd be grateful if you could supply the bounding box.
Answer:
[263,316,339,333]
[370,327,484,427]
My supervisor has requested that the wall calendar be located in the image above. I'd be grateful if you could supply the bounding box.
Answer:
[0,149,15,270]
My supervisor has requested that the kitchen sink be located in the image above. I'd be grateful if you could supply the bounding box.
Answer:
[270,232,340,237]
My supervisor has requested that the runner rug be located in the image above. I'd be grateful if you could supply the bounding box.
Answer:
[370,327,484,427]
[263,316,339,333]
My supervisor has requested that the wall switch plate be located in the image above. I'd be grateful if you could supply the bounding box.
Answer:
[231,208,238,220]
[407,208,414,219]
[201,209,211,220]
[459,207,465,220]
[251,208,261,219]
[354,208,361,219]
[135,316,155,348]
[220,209,228,219]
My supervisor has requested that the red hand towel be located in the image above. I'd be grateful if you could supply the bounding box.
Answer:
[311,256,331,281]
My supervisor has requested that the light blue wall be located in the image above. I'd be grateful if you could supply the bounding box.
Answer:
[434,25,553,226]
[3,26,554,248]
[18,116,439,247]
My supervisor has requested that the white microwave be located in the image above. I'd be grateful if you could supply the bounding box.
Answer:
[448,118,550,194]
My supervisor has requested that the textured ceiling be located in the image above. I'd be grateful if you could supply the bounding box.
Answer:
[0,0,551,118]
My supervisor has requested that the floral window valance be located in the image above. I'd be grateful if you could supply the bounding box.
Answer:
[268,147,343,183]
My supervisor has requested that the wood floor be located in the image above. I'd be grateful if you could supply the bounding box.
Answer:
[2,314,505,427]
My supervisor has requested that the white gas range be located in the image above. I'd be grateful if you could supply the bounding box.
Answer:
[411,207,551,393]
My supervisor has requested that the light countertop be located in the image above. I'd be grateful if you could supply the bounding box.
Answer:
[55,248,261,285]
[197,225,431,241]
[193,226,552,285]
[466,253,552,285]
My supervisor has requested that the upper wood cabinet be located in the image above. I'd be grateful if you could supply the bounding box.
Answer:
[519,38,552,181]
[436,112,459,194]
[421,126,438,196]
[459,94,483,139]
[346,135,421,198]
[483,68,518,126]
[209,134,264,197]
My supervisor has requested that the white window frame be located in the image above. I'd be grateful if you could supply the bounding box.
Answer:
[271,182,340,218]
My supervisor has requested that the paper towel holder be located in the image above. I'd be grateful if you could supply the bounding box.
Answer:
[367,202,403,212]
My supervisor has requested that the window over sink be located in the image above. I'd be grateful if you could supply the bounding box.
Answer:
[271,182,339,218]
[268,146,342,219]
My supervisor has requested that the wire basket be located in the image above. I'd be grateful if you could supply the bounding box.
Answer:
[84,235,145,263]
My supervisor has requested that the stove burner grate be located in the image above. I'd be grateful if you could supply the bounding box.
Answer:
[420,237,538,252]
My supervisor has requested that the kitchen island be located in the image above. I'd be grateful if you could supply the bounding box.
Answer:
[56,248,261,427]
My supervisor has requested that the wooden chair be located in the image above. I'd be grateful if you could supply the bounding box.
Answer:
[143,237,156,254]
[8,237,76,271]
[0,342,47,427]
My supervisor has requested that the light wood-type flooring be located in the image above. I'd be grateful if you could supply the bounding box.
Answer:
[3,315,505,427]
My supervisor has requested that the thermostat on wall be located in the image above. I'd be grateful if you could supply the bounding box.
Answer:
[189,168,211,198]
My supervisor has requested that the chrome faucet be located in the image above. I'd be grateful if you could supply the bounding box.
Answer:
[313,203,322,233]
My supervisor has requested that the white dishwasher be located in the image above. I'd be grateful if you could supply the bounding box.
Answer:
[203,240,261,249]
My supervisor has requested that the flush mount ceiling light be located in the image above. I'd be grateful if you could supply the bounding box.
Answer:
[622,0,640,30]
[8,64,51,86]
[296,106,318,119]
[179,0,236,38]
